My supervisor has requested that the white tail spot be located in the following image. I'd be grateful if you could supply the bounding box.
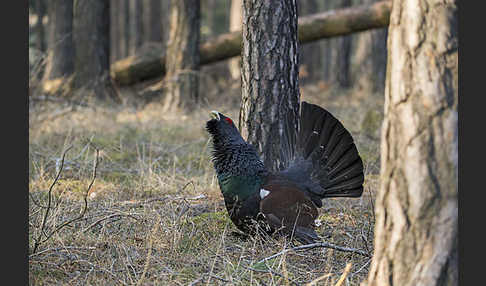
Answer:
[260,189,270,199]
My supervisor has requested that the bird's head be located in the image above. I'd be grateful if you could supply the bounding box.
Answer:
[206,111,245,147]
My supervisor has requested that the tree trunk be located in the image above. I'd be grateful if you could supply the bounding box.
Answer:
[349,0,388,93]
[111,0,391,86]
[110,0,121,62]
[42,0,74,81]
[298,0,321,84]
[123,0,130,56]
[336,0,353,88]
[34,0,47,53]
[370,27,387,92]
[147,0,162,43]
[228,0,242,81]
[366,0,458,285]
[130,0,144,52]
[162,0,200,112]
[73,0,116,100]
[239,0,300,173]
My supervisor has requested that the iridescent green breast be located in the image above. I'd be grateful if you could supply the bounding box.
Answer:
[217,173,261,202]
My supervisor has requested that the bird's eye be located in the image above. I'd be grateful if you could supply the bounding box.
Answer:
[225,118,233,125]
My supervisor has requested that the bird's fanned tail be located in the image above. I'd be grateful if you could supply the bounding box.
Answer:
[281,102,364,202]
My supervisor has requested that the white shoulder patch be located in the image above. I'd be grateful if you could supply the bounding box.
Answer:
[260,189,270,199]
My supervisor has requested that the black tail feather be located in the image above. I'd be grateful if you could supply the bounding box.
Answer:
[288,101,364,200]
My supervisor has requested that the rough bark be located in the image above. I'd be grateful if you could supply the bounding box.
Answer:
[239,0,300,173]
[228,0,242,81]
[111,0,392,86]
[162,0,200,112]
[73,0,116,100]
[366,0,458,285]
[42,0,74,81]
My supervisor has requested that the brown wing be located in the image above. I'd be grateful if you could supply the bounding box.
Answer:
[259,182,318,232]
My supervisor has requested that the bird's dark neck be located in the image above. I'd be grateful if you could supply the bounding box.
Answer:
[211,142,268,200]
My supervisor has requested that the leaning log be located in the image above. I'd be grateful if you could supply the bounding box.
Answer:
[111,0,391,86]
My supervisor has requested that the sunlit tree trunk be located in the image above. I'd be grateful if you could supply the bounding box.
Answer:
[366,0,458,285]
[228,0,242,81]
[162,0,200,112]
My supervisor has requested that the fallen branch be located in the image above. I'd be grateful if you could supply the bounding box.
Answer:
[257,242,370,265]
[29,246,97,259]
[111,1,391,86]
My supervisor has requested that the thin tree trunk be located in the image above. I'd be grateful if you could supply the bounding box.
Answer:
[110,0,120,62]
[298,0,320,84]
[162,0,200,112]
[370,27,387,92]
[148,0,162,43]
[123,0,130,56]
[43,0,74,81]
[130,0,144,52]
[336,0,353,88]
[34,0,47,53]
[228,0,242,81]
[239,0,300,173]
[73,0,116,100]
[366,0,458,285]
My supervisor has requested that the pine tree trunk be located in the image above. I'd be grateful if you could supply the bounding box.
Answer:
[298,0,321,84]
[110,0,121,62]
[228,0,242,81]
[123,0,130,56]
[366,0,458,285]
[73,0,116,100]
[148,0,162,43]
[239,0,300,173]
[336,0,353,88]
[128,0,143,54]
[162,0,200,112]
[34,0,47,53]
[43,0,74,80]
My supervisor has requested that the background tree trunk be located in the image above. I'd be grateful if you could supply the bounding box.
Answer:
[366,0,458,285]
[162,0,200,112]
[110,0,121,62]
[298,0,321,85]
[131,0,144,52]
[123,0,130,57]
[146,0,162,43]
[73,0,115,100]
[350,0,388,93]
[228,0,242,81]
[34,0,47,53]
[336,0,353,88]
[239,0,300,173]
[42,0,74,81]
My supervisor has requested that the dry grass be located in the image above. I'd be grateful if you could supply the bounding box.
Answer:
[29,75,383,285]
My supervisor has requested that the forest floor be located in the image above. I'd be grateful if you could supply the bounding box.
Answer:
[28,68,384,285]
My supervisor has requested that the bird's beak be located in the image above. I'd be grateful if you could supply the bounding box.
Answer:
[210,110,221,121]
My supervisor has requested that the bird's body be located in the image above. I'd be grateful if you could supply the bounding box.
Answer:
[206,102,364,243]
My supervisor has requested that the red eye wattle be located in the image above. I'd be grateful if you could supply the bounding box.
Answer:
[225,118,233,125]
